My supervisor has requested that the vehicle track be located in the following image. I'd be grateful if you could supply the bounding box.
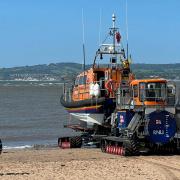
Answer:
[139,157,180,180]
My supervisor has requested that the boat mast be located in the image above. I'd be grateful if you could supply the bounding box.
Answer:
[126,0,129,59]
[93,13,123,68]
[112,13,116,54]
[82,9,86,83]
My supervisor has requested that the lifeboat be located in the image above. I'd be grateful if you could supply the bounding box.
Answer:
[60,14,135,128]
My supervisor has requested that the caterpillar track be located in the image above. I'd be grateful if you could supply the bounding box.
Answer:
[101,136,140,156]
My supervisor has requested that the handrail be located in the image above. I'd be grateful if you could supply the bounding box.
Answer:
[62,79,111,102]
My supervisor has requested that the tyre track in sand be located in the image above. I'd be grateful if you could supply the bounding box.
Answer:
[139,157,180,180]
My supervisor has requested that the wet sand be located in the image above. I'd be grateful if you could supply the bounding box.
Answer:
[0,148,180,180]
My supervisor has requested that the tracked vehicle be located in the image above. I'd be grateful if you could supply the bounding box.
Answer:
[59,14,180,154]
[101,79,180,155]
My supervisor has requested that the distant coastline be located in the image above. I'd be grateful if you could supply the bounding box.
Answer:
[0,80,64,86]
[0,62,180,82]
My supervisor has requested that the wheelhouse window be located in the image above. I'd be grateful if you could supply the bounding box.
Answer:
[133,85,138,97]
[139,82,166,101]
[139,83,146,101]
[75,77,79,86]
[78,75,87,85]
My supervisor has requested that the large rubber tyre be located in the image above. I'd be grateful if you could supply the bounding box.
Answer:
[100,139,106,152]
[70,136,82,148]
[70,137,76,148]
[123,139,140,156]
[130,139,140,156]
[74,136,82,148]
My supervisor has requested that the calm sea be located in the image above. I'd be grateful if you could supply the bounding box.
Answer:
[0,82,77,149]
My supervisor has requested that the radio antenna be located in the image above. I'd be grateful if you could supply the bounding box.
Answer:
[126,0,129,59]
[82,9,86,71]
[98,8,102,46]
[82,8,86,83]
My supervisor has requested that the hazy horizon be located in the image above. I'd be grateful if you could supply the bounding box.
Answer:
[1,61,180,69]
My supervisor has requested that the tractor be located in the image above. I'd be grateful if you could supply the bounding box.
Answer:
[101,79,180,155]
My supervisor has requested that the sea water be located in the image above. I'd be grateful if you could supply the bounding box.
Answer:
[0,83,76,149]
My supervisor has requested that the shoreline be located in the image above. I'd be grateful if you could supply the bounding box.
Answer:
[2,144,57,151]
[1,147,180,180]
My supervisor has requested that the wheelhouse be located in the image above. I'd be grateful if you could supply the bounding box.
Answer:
[130,79,167,106]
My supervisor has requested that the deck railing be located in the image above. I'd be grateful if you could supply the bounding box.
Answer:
[62,81,179,107]
[62,79,108,102]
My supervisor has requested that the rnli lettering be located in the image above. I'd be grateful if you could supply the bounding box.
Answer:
[153,130,164,135]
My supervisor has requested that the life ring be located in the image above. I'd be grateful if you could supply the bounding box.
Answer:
[105,79,118,93]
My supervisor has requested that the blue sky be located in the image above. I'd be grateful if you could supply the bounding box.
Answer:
[0,0,179,67]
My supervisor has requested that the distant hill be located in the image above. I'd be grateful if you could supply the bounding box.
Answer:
[131,63,180,79]
[0,62,180,82]
[0,63,82,82]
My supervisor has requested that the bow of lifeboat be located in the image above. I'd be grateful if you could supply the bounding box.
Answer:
[60,68,107,126]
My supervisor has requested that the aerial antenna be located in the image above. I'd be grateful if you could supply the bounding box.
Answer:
[82,8,86,81]
[126,0,129,59]
[98,8,102,46]
[112,13,116,54]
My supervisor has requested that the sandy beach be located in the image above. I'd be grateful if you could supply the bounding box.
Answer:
[0,148,180,180]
